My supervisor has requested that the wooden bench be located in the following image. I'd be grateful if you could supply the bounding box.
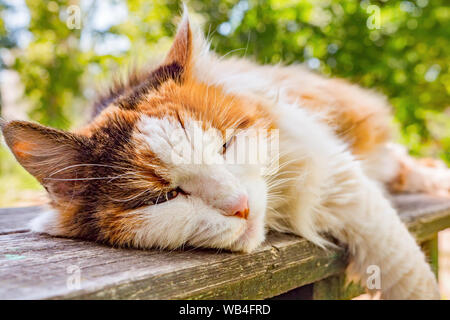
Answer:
[1,193,449,300]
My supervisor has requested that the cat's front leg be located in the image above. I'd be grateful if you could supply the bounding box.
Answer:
[281,154,440,299]
[270,103,439,299]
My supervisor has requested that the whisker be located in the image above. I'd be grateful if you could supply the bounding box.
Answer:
[218,47,247,61]
[49,163,145,177]
[107,189,150,203]
[44,176,122,181]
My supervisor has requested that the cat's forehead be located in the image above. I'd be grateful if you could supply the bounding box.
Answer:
[133,79,264,133]
[81,77,273,176]
[134,115,223,170]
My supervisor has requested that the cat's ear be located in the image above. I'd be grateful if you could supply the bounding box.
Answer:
[1,120,87,199]
[164,6,193,78]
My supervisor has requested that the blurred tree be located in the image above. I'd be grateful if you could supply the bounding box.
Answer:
[0,0,16,114]
[11,0,85,129]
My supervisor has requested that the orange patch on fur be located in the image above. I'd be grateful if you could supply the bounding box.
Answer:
[417,158,444,168]
[287,78,392,155]
[12,141,36,159]
[136,78,274,134]
[388,161,410,192]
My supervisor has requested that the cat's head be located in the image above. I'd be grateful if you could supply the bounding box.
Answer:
[1,12,276,252]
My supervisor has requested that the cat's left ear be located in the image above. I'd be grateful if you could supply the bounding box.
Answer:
[164,6,193,79]
[1,120,88,200]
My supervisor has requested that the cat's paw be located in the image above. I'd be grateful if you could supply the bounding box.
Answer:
[390,153,450,198]
[28,209,64,236]
[423,167,450,198]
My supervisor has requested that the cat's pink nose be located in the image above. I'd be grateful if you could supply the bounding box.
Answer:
[229,195,249,220]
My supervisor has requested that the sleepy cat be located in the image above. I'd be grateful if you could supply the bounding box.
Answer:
[1,8,448,299]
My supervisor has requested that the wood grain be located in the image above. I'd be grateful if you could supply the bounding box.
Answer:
[0,194,449,300]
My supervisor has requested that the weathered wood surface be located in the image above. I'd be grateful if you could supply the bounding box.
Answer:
[0,194,449,300]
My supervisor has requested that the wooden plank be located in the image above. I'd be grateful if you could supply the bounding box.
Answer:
[421,234,439,279]
[0,206,44,235]
[392,194,450,241]
[0,194,449,300]
[312,274,364,300]
[0,231,346,300]
[395,194,450,283]
[181,234,346,300]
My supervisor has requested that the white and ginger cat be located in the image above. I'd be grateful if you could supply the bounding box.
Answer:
[1,9,449,299]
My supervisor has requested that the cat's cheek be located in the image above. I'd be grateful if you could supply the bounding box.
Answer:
[126,196,245,250]
[187,219,247,250]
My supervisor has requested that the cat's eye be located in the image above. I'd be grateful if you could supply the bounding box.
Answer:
[222,136,236,154]
[145,188,181,205]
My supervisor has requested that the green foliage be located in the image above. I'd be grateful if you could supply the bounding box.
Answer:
[0,0,449,205]
[13,0,85,129]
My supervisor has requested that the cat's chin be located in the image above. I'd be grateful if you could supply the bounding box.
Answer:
[229,236,264,253]
[227,218,266,253]
[189,211,266,253]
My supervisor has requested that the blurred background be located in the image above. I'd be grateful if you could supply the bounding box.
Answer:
[0,0,449,299]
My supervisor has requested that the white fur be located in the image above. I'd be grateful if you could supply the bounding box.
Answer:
[29,208,63,236]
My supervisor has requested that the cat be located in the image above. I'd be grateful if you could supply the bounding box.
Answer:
[1,8,448,299]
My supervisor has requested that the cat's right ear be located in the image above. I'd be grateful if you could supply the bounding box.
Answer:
[1,120,87,199]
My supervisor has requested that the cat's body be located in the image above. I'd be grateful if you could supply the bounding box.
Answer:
[2,10,449,299]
